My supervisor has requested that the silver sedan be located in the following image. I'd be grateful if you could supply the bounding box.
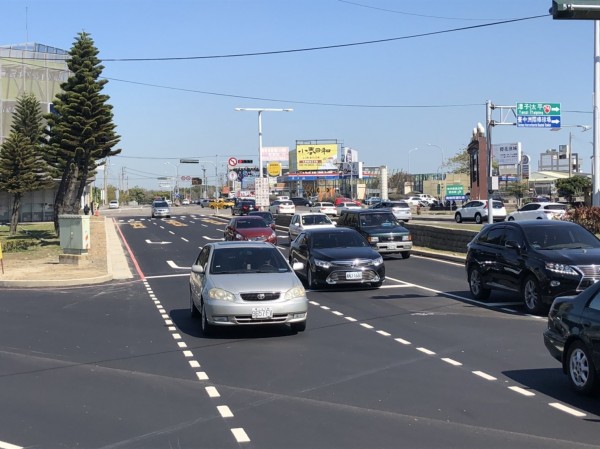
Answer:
[189,242,307,335]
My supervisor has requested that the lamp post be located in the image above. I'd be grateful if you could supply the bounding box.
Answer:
[426,143,445,169]
[235,108,293,178]
[164,161,179,203]
[408,147,419,174]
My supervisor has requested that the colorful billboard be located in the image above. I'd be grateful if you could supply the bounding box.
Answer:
[296,143,338,171]
[261,146,289,162]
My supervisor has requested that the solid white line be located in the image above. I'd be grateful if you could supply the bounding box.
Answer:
[217,405,234,418]
[441,357,462,366]
[509,386,535,397]
[384,276,413,285]
[417,347,436,355]
[189,360,200,368]
[377,330,391,337]
[472,370,497,381]
[196,372,209,380]
[206,386,220,397]
[379,284,412,289]
[231,428,250,443]
[395,338,411,345]
[0,441,23,449]
[549,402,586,417]
[145,273,189,279]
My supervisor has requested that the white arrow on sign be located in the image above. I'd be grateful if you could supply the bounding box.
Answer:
[228,157,237,167]
[145,239,172,245]
[551,118,561,124]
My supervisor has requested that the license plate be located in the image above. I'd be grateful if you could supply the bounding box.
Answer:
[251,307,272,319]
[388,244,397,250]
[346,271,363,280]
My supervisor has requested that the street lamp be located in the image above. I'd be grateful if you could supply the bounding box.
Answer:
[235,108,293,178]
[164,161,179,202]
[427,143,445,168]
[408,147,420,174]
[550,124,590,177]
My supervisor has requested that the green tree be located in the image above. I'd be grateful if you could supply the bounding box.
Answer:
[0,133,53,234]
[444,147,470,174]
[555,176,591,202]
[46,31,121,233]
[505,181,530,207]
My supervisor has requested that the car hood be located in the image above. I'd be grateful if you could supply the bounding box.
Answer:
[207,272,302,293]
[533,247,600,265]
[363,225,408,235]
[311,246,379,261]
[237,228,274,237]
[302,224,336,230]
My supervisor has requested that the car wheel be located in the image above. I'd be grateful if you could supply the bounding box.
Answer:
[190,288,200,318]
[474,213,482,224]
[201,300,214,336]
[454,213,462,223]
[401,251,410,259]
[468,266,491,300]
[507,216,515,221]
[291,321,306,332]
[567,341,598,395]
[521,274,545,315]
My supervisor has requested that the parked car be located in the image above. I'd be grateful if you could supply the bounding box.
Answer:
[289,227,385,289]
[108,200,119,209]
[290,197,312,207]
[334,197,361,207]
[416,194,436,205]
[544,280,600,395]
[466,220,600,314]
[336,209,412,258]
[336,201,362,215]
[248,211,276,230]
[405,196,425,207]
[269,200,295,215]
[364,197,381,206]
[370,201,412,222]
[151,200,171,218]
[454,200,507,224]
[309,202,337,215]
[288,213,335,241]
[232,199,258,216]
[198,198,211,208]
[223,216,277,244]
[506,202,568,221]
[209,198,234,209]
[181,198,190,205]
[189,241,307,335]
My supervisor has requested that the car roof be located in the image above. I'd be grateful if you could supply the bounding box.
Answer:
[526,202,565,207]
[341,209,392,215]
[303,227,359,235]
[209,241,273,249]
[232,215,264,220]
[488,220,582,230]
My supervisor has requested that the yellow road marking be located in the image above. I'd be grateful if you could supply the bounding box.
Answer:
[165,219,187,227]
[131,222,146,229]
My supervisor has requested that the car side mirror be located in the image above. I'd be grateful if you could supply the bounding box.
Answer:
[505,240,521,250]
[191,264,205,274]
[292,262,304,271]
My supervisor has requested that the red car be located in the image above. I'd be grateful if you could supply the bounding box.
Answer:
[334,197,361,206]
[223,216,277,245]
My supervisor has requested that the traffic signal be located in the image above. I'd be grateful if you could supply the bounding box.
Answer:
[192,177,202,185]
[551,1,600,20]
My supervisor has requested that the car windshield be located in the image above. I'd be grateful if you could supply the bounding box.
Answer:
[391,202,409,208]
[280,201,293,206]
[210,247,290,274]
[235,218,268,228]
[302,215,332,226]
[240,201,255,206]
[249,212,273,221]
[359,213,399,227]
[311,231,368,249]
[153,201,168,208]
[524,226,600,250]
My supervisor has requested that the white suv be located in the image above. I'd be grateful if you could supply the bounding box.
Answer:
[506,202,568,221]
[454,200,506,224]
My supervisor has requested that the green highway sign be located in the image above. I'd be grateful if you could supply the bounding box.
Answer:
[516,102,561,116]
[446,185,464,196]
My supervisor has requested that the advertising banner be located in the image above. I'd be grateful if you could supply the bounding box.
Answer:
[261,146,289,162]
[296,143,338,171]
[493,142,521,165]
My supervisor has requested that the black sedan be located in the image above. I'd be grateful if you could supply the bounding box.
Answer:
[466,220,600,314]
[232,199,258,215]
[288,228,385,289]
[544,280,600,395]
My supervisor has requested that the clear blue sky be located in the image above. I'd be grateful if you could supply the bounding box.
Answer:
[2,0,595,189]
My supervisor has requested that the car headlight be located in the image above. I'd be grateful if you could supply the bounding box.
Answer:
[545,262,579,276]
[402,235,412,241]
[368,236,379,243]
[208,288,236,301]
[314,259,331,269]
[371,256,384,266]
[284,286,306,300]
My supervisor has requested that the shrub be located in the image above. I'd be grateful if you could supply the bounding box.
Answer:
[1,239,39,252]
[561,206,600,234]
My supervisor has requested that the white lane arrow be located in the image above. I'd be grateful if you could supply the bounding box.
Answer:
[167,260,189,270]
[145,239,172,244]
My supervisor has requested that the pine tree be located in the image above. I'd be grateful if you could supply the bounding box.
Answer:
[46,31,121,233]
[0,132,53,234]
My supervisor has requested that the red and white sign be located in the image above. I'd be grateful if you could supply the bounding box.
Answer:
[228,157,238,167]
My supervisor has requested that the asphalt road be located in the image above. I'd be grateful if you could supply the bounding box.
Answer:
[1,207,599,448]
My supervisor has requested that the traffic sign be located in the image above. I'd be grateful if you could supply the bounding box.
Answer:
[227,171,238,181]
[517,115,561,128]
[446,185,464,196]
[228,157,238,167]
[516,102,560,116]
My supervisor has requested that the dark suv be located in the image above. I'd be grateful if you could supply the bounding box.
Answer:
[466,220,600,314]
[336,210,412,259]
[290,197,312,207]
[232,199,257,216]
